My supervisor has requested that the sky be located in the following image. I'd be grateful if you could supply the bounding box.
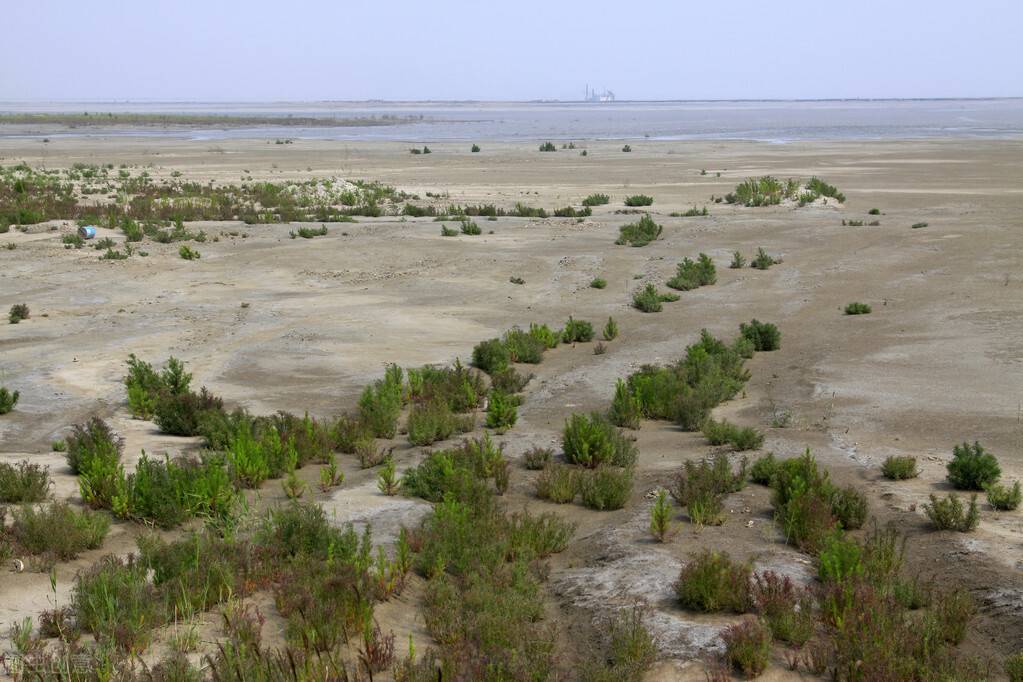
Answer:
[2,0,1021,102]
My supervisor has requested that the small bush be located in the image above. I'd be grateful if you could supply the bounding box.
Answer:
[649,489,675,542]
[471,144,480,153]
[751,571,814,645]
[562,413,637,468]
[407,399,473,446]
[1006,652,1023,682]
[881,455,919,480]
[911,222,928,229]
[580,466,633,511]
[831,485,869,529]
[590,277,608,289]
[8,501,110,560]
[178,245,201,260]
[562,316,595,343]
[666,254,716,291]
[523,446,553,470]
[947,441,1000,490]
[602,316,619,342]
[632,283,677,312]
[721,618,771,678]
[669,453,746,526]
[749,453,778,485]
[9,303,30,324]
[739,319,781,351]
[472,338,510,374]
[609,379,641,430]
[503,328,545,363]
[750,247,778,270]
[486,390,517,432]
[459,218,481,235]
[528,322,561,349]
[582,193,610,207]
[491,366,532,394]
[616,215,662,247]
[729,251,746,269]
[702,418,763,451]
[621,144,632,153]
[844,302,872,315]
[674,550,752,613]
[924,493,979,531]
[623,195,653,207]
[536,463,578,503]
[440,224,459,236]
[154,387,223,437]
[986,481,1021,511]
[539,141,557,152]
[0,460,50,503]
[0,387,19,415]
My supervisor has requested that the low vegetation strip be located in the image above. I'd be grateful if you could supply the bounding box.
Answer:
[0,113,414,128]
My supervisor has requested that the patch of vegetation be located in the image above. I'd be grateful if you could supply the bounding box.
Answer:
[3,501,109,561]
[603,316,619,341]
[440,224,459,236]
[590,276,608,289]
[579,466,633,511]
[536,463,578,503]
[632,283,679,312]
[671,206,709,217]
[0,386,19,414]
[749,452,778,485]
[674,550,753,613]
[562,413,637,468]
[881,455,919,480]
[407,400,474,446]
[623,195,653,207]
[845,302,872,315]
[616,214,662,247]
[729,251,747,269]
[178,244,201,260]
[539,141,557,152]
[486,390,518,432]
[947,441,1000,490]
[523,446,553,470]
[459,217,481,235]
[669,453,747,526]
[0,460,50,503]
[924,493,980,531]
[472,338,510,374]
[582,193,610,207]
[721,618,771,678]
[912,222,929,229]
[562,316,595,343]
[621,144,632,153]
[987,481,1021,511]
[290,225,328,239]
[740,319,781,351]
[471,144,480,153]
[702,418,764,451]
[750,247,780,270]
[9,303,29,324]
[666,253,716,291]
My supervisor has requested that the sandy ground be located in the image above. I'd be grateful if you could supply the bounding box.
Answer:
[1,136,1022,679]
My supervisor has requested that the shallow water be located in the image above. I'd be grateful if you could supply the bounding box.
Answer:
[2,99,1023,142]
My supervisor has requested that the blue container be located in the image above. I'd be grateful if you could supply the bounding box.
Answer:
[78,226,97,239]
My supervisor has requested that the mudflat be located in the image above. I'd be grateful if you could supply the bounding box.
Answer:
[2,136,1022,678]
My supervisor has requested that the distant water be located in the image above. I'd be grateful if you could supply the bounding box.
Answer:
[2,99,1022,142]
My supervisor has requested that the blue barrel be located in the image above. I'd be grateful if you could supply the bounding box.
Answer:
[78,226,97,239]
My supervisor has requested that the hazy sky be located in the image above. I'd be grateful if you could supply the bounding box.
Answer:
[3,0,1021,101]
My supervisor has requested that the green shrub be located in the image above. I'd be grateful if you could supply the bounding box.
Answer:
[749,453,778,485]
[472,338,510,374]
[581,606,656,681]
[440,225,458,236]
[0,386,18,414]
[579,466,633,511]
[701,418,763,451]
[536,463,578,503]
[471,144,481,153]
[947,441,1000,490]
[407,361,486,412]
[358,370,403,438]
[0,460,50,503]
[523,446,553,470]
[491,366,532,394]
[407,399,472,445]
[987,481,1021,511]
[486,390,517,432]
[117,453,236,527]
[666,254,716,291]
[924,493,979,531]
[750,247,778,270]
[459,218,481,235]
[725,176,790,206]
[539,141,557,152]
[674,550,752,613]
[721,619,771,678]
[401,434,503,503]
[845,302,872,315]
[616,215,662,246]
[881,455,919,480]
[562,413,637,468]
[178,245,200,260]
[911,222,928,229]
[154,387,224,437]
[9,303,29,324]
[831,485,869,529]
[590,277,608,289]
[669,453,746,526]
[8,501,110,560]
[649,489,675,542]
[771,450,837,551]
[608,379,641,430]
[739,319,781,351]
[623,195,653,207]
[528,322,561,349]
[818,531,864,583]
[602,316,619,341]
[729,251,746,269]
[632,283,679,312]
[65,417,124,508]
[503,328,545,363]
[562,316,595,342]
[582,193,610,207]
